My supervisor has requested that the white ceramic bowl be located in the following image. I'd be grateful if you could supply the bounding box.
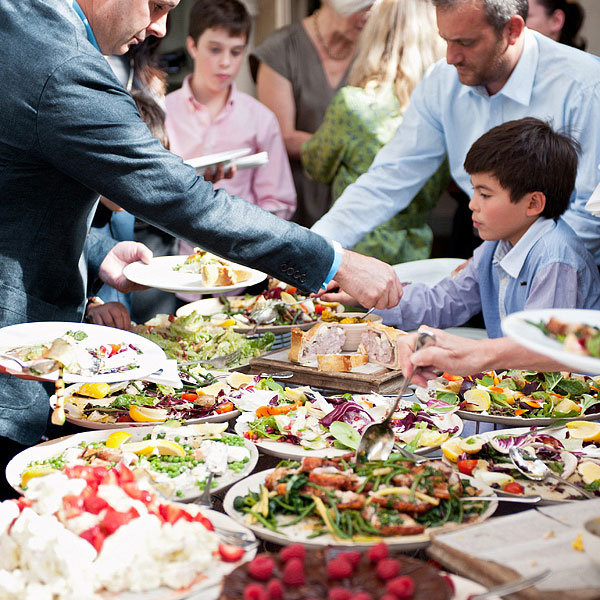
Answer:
[583,516,600,567]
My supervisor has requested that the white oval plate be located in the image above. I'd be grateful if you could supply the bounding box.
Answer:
[502,308,600,374]
[123,256,266,294]
[0,322,166,384]
[233,412,464,461]
[393,258,465,287]
[184,147,251,171]
[51,382,241,430]
[6,426,258,502]
[223,468,497,551]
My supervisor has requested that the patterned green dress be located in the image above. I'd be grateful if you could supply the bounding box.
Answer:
[302,84,449,264]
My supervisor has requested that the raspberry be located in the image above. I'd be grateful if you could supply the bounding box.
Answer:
[376,558,401,581]
[367,542,389,563]
[441,573,455,595]
[327,557,353,580]
[386,576,415,599]
[248,556,275,581]
[351,593,373,600]
[328,587,352,600]
[243,583,266,600]
[266,578,284,600]
[280,543,306,562]
[381,596,397,600]
[282,557,305,586]
[337,551,361,568]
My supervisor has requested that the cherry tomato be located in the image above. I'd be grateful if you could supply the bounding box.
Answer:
[503,482,524,495]
[457,459,478,477]
[314,304,325,314]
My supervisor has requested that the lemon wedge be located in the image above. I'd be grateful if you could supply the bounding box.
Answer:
[554,398,582,415]
[418,430,449,447]
[128,405,169,423]
[578,461,600,484]
[121,439,185,457]
[460,436,485,454]
[21,465,58,487]
[105,431,133,448]
[77,382,111,399]
[566,421,600,441]
[441,437,464,462]
[463,389,491,412]
[226,372,255,389]
[280,291,297,304]
[218,318,236,327]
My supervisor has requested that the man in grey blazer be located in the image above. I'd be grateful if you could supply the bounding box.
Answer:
[0,0,402,471]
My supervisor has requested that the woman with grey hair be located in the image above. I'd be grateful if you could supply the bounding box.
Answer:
[250,1,374,227]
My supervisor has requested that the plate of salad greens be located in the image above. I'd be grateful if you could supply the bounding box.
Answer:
[502,308,600,374]
[231,380,462,460]
[440,424,600,502]
[7,422,258,502]
[223,457,497,550]
[415,368,600,426]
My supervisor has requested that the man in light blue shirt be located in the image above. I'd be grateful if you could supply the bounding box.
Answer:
[312,0,600,263]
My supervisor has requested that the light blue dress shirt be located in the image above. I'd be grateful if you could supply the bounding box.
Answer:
[312,29,600,263]
[374,218,600,337]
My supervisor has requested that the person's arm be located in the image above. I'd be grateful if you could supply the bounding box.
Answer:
[251,110,296,220]
[255,63,311,159]
[311,76,447,247]
[301,91,347,184]
[399,328,572,387]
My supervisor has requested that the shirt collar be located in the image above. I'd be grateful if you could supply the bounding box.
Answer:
[72,0,100,51]
[493,217,555,278]
[457,28,538,106]
[183,75,237,115]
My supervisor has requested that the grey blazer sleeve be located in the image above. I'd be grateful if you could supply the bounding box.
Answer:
[36,55,334,292]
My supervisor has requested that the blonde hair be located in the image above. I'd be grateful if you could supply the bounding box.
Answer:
[348,0,445,110]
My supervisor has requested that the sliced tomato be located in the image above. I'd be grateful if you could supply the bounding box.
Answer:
[218,543,244,562]
[82,494,109,515]
[101,507,139,535]
[62,494,84,518]
[193,513,215,531]
[158,503,192,524]
[216,401,234,414]
[457,459,478,477]
[116,463,135,484]
[286,287,297,294]
[109,344,121,357]
[80,525,106,553]
[121,482,154,504]
[314,304,325,314]
[503,482,524,495]
[181,392,199,402]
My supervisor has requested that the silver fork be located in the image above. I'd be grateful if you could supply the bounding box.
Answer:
[179,348,241,368]
[468,568,551,599]
[0,353,57,373]
[195,471,215,507]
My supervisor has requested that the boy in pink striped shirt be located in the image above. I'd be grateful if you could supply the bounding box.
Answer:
[166,0,296,301]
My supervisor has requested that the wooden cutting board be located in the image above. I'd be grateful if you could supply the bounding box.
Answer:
[248,347,406,393]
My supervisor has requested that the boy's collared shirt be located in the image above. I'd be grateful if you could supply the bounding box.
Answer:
[165,76,296,220]
[374,217,600,338]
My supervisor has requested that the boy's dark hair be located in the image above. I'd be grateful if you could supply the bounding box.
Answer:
[188,0,251,43]
[464,117,580,219]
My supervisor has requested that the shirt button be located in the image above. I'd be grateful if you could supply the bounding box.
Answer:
[287,267,295,276]
[280,263,287,271]
[300,275,307,283]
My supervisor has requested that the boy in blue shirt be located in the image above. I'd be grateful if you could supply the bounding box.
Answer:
[333,117,600,336]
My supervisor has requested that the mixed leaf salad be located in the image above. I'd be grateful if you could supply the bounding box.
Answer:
[417,370,600,419]
[20,422,254,500]
[530,317,600,358]
[233,378,461,454]
[232,456,489,540]
[440,422,600,500]
[132,312,273,366]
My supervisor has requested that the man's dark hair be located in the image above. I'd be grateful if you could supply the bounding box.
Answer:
[188,0,251,42]
[464,117,580,219]
[431,0,528,32]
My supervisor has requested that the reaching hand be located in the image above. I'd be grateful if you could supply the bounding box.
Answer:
[98,241,152,293]
[333,249,403,309]
[203,163,237,183]
[86,301,131,330]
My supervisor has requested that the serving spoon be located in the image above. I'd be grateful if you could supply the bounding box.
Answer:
[509,446,594,499]
[356,330,435,463]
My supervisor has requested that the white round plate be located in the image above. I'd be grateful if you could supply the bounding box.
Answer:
[184,147,251,171]
[0,322,166,384]
[175,297,317,334]
[123,256,266,294]
[393,258,465,287]
[233,413,463,461]
[6,426,258,502]
[223,469,497,550]
[449,574,499,600]
[502,308,600,374]
[51,382,241,430]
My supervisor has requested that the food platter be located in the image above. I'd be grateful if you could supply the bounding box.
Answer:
[6,425,259,502]
[441,425,600,504]
[0,322,166,384]
[223,468,498,551]
[50,382,241,430]
[502,308,600,374]
[175,297,317,334]
[123,256,266,294]
[393,258,465,287]
[451,409,600,427]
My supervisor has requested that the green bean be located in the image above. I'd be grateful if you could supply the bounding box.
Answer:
[280,501,316,527]
[248,510,279,532]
